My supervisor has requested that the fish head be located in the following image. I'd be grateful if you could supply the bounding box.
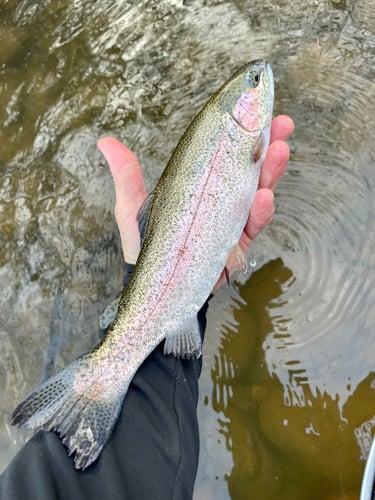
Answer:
[217,59,274,134]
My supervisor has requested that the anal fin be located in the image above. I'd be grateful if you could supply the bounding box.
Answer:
[164,316,202,359]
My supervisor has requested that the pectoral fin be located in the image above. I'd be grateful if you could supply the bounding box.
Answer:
[252,127,269,164]
[226,243,248,275]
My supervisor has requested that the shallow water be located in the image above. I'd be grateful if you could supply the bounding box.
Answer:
[1,0,374,498]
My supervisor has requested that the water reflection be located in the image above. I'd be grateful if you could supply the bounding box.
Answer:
[202,259,373,498]
[1,0,374,498]
[214,260,294,499]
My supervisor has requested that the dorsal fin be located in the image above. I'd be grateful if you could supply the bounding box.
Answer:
[136,190,155,245]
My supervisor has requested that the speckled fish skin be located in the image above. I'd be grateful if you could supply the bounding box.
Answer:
[12,60,274,469]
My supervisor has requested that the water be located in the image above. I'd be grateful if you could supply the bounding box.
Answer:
[1,0,374,498]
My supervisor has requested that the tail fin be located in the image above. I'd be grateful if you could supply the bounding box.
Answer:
[12,352,127,470]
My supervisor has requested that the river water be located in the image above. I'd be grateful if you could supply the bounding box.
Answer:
[0,1,374,498]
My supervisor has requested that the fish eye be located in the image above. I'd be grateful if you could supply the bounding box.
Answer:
[247,68,261,87]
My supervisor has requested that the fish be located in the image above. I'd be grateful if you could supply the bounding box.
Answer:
[11,59,274,470]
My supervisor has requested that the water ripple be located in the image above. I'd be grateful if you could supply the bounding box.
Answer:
[254,141,374,413]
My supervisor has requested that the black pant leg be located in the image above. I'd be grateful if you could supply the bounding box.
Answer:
[0,302,208,500]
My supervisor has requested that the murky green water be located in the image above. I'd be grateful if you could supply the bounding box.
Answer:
[1,1,374,498]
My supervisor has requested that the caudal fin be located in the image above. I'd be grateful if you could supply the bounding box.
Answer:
[12,352,127,470]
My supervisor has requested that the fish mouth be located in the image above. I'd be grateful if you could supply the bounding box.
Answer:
[264,61,274,101]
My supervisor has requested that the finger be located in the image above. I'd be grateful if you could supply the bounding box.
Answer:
[258,139,290,191]
[97,137,147,264]
[270,115,294,143]
[215,188,275,291]
[97,137,147,206]
[241,188,274,248]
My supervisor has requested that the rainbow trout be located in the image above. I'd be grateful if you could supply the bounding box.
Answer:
[12,60,274,469]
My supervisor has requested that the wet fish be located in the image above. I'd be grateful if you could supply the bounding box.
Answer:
[12,60,274,469]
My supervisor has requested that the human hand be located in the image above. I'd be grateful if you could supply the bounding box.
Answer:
[97,114,294,290]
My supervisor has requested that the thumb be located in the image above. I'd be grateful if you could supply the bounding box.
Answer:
[97,137,147,264]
